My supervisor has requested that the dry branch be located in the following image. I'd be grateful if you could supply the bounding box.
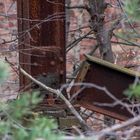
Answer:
[19,67,90,130]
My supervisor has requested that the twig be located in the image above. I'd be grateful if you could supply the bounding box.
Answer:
[5,57,19,76]
[114,33,140,48]
[66,5,89,11]
[99,115,140,139]
[66,30,93,52]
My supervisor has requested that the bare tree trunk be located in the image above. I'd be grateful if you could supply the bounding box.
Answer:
[89,0,114,63]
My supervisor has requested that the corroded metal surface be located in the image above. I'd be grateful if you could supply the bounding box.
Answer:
[17,0,31,89]
[17,0,66,90]
[72,55,140,120]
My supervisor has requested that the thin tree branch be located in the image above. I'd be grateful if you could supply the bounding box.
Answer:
[66,5,90,11]
[99,115,140,139]
[19,67,90,130]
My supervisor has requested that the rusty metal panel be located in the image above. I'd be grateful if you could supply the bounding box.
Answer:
[72,55,140,120]
[17,0,31,89]
[17,0,66,90]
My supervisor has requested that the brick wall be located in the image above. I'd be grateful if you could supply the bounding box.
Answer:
[0,0,18,100]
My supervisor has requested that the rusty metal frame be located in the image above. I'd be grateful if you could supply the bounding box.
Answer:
[17,0,66,91]
[71,55,140,120]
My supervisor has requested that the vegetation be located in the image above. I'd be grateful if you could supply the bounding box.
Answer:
[124,0,140,21]
[0,61,9,83]
[0,64,62,140]
[124,83,140,99]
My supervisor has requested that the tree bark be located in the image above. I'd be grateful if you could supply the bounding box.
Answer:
[89,0,114,63]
